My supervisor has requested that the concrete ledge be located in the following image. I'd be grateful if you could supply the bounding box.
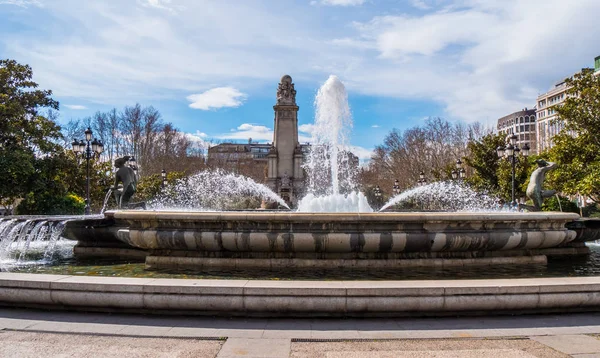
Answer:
[1,273,600,317]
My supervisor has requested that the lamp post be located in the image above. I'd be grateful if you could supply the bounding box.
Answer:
[417,171,427,186]
[451,159,466,180]
[374,185,382,209]
[71,127,104,215]
[497,134,530,208]
[161,169,167,188]
[393,179,400,196]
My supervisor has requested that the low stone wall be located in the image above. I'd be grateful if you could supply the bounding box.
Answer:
[1,273,599,317]
[60,211,587,269]
[110,211,579,254]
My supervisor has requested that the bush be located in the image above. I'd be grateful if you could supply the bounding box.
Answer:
[584,204,599,217]
[16,192,85,215]
[542,195,579,214]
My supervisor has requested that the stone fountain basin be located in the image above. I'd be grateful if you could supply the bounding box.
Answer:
[103,210,579,253]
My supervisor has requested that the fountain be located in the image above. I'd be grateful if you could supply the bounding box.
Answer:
[57,75,594,271]
[1,74,600,318]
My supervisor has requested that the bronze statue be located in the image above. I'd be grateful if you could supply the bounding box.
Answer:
[113,156,138,209]
[526,159,557,211]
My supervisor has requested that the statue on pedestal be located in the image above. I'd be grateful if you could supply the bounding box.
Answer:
[113,156,145,209]
[526,159,557,211]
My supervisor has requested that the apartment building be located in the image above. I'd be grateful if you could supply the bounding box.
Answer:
[496,108,537,154]
[535,80,568,152]
[535,55,600,152]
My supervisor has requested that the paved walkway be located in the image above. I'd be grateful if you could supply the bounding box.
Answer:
[1,308,600,357]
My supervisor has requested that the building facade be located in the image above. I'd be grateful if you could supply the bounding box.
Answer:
[535,80,568,152]
[496,108,537,153]
[535,56,600,152]
[206,75,308,206]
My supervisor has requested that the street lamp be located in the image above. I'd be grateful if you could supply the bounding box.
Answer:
[161,169,167,188]
[374,185,382,209]
[497,134,530,208]
[393,179,400,196]
[71,127,104,215]
[417,171,427,186]
[451,159,466,180]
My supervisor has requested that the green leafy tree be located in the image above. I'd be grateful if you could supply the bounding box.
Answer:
[546,68,600,203]
[15,151,111,215]
[0,59,62,211]
[464,132,535,203]
[463,133,504,195]
[0,59,60,147]
[542,195,579,214]
[135,171,186,204]
[497,154,535,204]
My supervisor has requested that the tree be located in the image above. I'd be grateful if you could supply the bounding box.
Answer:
[546,68,600,203]
[0,59,62,210]
[463,132,534,203]
[359,118,481,196]
[463,133,504,194]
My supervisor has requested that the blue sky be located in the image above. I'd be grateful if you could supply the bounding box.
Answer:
[1,0,599,160]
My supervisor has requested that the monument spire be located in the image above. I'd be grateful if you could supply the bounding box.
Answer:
[267,75,303,206]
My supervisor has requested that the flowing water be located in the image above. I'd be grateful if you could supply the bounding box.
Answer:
[12,244,600,280]
[0,217,77,271]
[100,188,113,214]
[380,181,499,212]
[150,169,289,210]
[298,75,368,212]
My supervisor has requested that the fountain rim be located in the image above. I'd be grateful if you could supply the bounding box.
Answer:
[105,210,580,222]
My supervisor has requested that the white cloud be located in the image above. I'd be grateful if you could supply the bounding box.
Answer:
[4,0,600,128]
[371,124,380,128]
[313,0,365,6]
[187,87,247,111]
[0,0,42,7]
[64,104,87,110]
[298,124,315,135]
[185,131,214,150]
[410,0,431,10]
[342,0,600,122]
[217,123,273,142]
[348,145,373,161]
[138,0,177,12]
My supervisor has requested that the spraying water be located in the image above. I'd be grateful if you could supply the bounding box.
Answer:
[150,169,289,210]
[298,75,368,212]
[101,188,113,214]
[304,75,355,195]
[0,217,76,271]
[380,181,499,212]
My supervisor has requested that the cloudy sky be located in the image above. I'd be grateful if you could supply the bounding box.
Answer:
[1,0,598,160]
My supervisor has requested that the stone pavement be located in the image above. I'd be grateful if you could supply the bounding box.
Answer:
[0,308,600,357]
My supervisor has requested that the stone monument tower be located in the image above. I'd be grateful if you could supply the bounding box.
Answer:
[266,75,304,206]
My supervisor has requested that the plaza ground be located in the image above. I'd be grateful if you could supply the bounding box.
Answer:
[1,308,600,357]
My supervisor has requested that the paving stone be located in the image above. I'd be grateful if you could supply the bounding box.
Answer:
[323,349,538,358]
[217,338,290,358]
[531,335,600,355]
[116,325,175,337]
[215,328,265,339]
